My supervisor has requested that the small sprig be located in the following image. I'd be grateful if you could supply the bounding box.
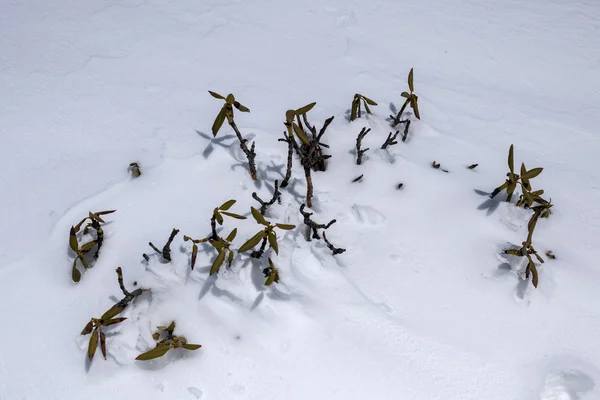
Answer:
[144,228,179,263]
[355,127,371,165]
[208,228,238,276]
[128,162,141,178]
[210,199,246,241]
[263,258,280,286]
[81,267,147,361]
[182,235,209,270]
[208,91,257,180]
[350,93,377,121]
[238,208,295,259]
[504,241,544,288]
[252,180,281,215]
[391,68,420,132]
[136,321,201,361]
[69,210,116,282]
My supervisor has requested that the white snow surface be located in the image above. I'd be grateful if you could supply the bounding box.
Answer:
[1,0,600,399]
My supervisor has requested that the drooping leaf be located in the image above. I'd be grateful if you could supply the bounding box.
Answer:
[285,110,296,123]
[401,91,410,99]
[81,320,94,335]
[411,96,420,120]
[95,210,116,216]
[191,243,198,270]
[226,228,238,242]
[100,330,107,359]
[362,95,377,105]
[408,68,414,92]
[136,343,171,361]
[211,107,227,137]
[508,145,514,173]
[80,241,96,253]
[268,231,278,255]
[208,90,225,100]
[73,217,88,232]
[227,250,234,267]
[72,262,81,283]
[214,210,224,225]
[251,207,269,226]
[88,329,99,360]
[210,250,226,275]
[275,223,295,230]
[101,305,125,321]
[182,344,202,351]
[209,239,224,251]
[219,199,236,210]
[295,102,316,115]
[364,101,372,115]
[221,211,246,220]
[350,101,357,121]
[238,231,265,253]
[69,227,79,252]
[529,260,539,288]
[166,321,176,334]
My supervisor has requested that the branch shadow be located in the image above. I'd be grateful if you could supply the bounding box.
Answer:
[474,189,501,215]
[196,131,236,159]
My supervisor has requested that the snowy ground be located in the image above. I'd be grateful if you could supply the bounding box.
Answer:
[1,0,600,399]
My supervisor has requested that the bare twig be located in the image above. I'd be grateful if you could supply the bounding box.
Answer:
[352,174,364,183]
[252,180,281,215]
[322,232,346,255]
[278,135,294,188]
[146,229,179,262]
[299,204,336,241]
[381,130,400,149]
[230,121,258,181]
[355,127,371,165]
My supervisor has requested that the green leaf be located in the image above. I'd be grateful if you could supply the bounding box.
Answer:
[408,68,414,92]
[88,329,99,360]
[166,321,175,334]
[104,318,127,326]
[219,199,236,210]
[292,123,310,145]
[350,102,357,121]
[211,107,227,137]
[100,330,107,359]
[251,207,269,226]
[191,243,198,270]
[69,227,79,252]
[72,262,81,283]
[221,211,246,220]
[401,91,410,99]
[208,90,225,100]
[285,110,296,123]
[238,231,265,253]
[362,95,377,105]
[214,210,224,225]
[411,96,420,120]
[227,250,234,267]
[81,320,94,335]
[529,260,539,288]
[95,210,116,217]
[295,102,316,115]
[210,250,226,275]
[508,145,514,173]
[152,332,160,341]
[275,223,295,230]
[101,305,125,321]
[523,167,543,180]
[364,101,372,115]
[268,231,278,255]
[234,101,250,112]
[136,343,171,361]
[80,241,96,252]
[182,344,202,351]
[209,239,224,251]
[226,228,238,242]
[225,94,235,104]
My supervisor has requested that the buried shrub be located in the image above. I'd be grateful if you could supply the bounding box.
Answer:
[238,207,295,259]
[69,210,116,282]
[143,228,179,263]
[299,204,346,255]
[355,127,371,165]
[390,68,420,141]
[136,321,201,361]
[252,180,281,215]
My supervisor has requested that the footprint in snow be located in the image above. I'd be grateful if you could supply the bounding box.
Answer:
[350,204,387,226]
[539,369,595,400]
[188,387,204,399]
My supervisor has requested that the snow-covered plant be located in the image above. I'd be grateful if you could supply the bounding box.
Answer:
[350,93,377,121]
[504,241,544,288]
[69,210,116,282]
[143,228,179,263]
[128,162,141,178]
[208,90,257,180]
[81,267,147,360]
[238,208,295,259]
[136,321,201,361]
[208,228,238,276]
[391,68,420,141]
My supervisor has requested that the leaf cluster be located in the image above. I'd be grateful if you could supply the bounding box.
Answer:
[238,207,295,259]
[209,91,250,137]
[391,68,420,130]
[350,93,377,121]
[69,210,116,282]
[136,321,201,361]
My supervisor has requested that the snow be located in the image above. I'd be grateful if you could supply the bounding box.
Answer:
[1,0,600,399]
